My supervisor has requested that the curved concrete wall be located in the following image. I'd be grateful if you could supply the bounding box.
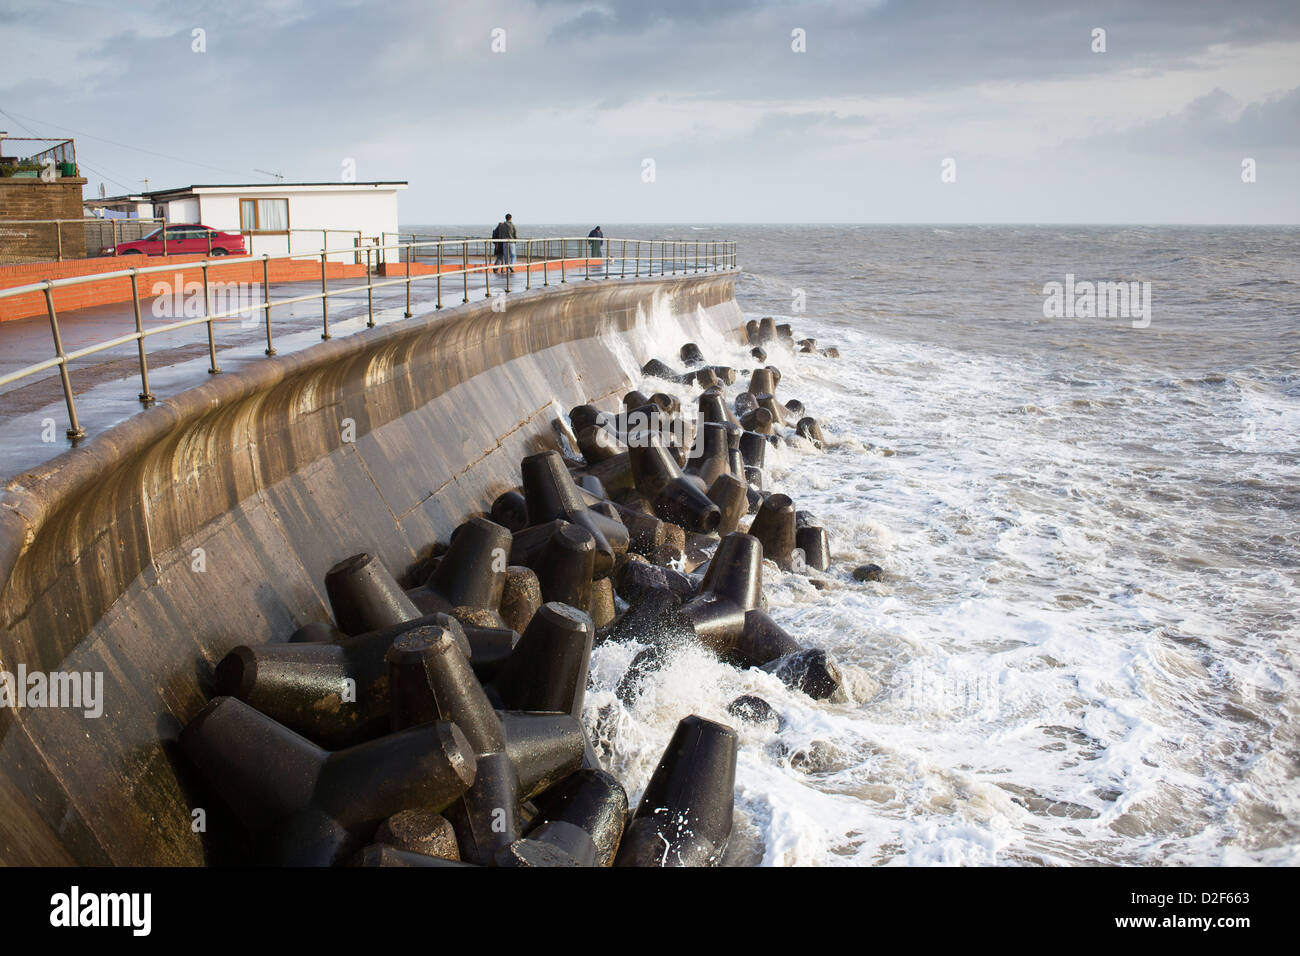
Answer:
[0,273,740,865]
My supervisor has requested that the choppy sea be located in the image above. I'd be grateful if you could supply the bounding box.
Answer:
[421,223,1300,866]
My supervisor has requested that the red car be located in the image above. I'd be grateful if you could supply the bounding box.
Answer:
[103,224,247,257]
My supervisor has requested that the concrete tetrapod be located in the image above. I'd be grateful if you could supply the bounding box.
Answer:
[287,621,344,643]
[641,358,686,383]
[215,613,480,747]
[179,695,477,866]
[748,493,798,568]
[534,520,597,615]
[739,406,774,435]
[733,608,802,666]
[738,430,768,470]
[763,648,842,701]
[508,517,572,567]
[383,624,587,863]
[489,491,530,532]
[755,393,786,428]
[568,403,604,434]
[649,392,680,415]
[606,500,667,555]
[693,367,722,390]
[628,434,721,534]
[374,808,460,860]
[500,565,541,634]
[676,532,762,653]
[577,423,624,464]
[748,366,778,397]
[698,390,734,427]
[615,715,737,867]
[684,421,731,488]
[728,447,746,482]
[520,450,629,577]
[498,711,586,801]
[590,575,617,628]
[488,602,595,717]
[407,515,512,620]
[384,625,521,864]
[669,535,839,698]
[495,768,628,867]
[795,525,831,571]
[796,417,827,449]
[706,473,749,536]
[325,552,422,636]
[727,694,781,731]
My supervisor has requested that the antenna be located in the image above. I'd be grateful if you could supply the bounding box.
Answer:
[255,168,284,183]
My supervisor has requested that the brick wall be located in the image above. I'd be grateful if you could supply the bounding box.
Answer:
[0,254,365,321]
[0,178,89,261]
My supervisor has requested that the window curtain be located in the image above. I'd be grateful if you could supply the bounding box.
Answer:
[257,199,288,231]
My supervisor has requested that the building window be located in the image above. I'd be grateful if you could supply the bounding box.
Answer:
[239,198,289,233]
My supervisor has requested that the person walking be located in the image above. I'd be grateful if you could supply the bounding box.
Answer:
[492,213,517,273]
[491,220,505,273]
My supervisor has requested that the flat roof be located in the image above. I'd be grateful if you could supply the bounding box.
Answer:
[91,181,409,203]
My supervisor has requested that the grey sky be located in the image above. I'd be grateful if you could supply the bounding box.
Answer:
[1,0,1297,223]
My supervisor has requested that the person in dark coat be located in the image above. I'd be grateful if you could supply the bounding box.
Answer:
[491,218,506,273]
[492,214,517,273]
[588,226,604,257]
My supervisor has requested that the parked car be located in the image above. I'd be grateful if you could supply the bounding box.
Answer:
[102,224,247,257]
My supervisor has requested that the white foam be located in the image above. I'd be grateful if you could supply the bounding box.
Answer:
[582,292,1300,866]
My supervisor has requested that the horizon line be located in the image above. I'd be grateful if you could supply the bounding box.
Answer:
[397,220,1300,227]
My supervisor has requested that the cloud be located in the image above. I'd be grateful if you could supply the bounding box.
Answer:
[1077,85,1300,153]
[0,0,1297,221]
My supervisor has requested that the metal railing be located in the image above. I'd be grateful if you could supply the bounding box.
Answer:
[382,233,478,264]
[0,235,737,442]
[0,219,379,264]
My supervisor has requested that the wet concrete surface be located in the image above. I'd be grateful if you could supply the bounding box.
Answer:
[0,265,616,479]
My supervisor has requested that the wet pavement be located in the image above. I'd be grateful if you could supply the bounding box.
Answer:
[0,263,615,479]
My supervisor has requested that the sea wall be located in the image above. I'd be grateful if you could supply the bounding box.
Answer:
[0,272,740,865]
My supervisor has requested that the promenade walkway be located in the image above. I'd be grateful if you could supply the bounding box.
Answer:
[0,261,608,478]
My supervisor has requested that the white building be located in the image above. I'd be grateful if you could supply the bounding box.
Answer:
[86,181,408,263]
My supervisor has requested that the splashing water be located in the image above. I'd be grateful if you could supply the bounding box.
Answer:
[581,224,1300,867]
